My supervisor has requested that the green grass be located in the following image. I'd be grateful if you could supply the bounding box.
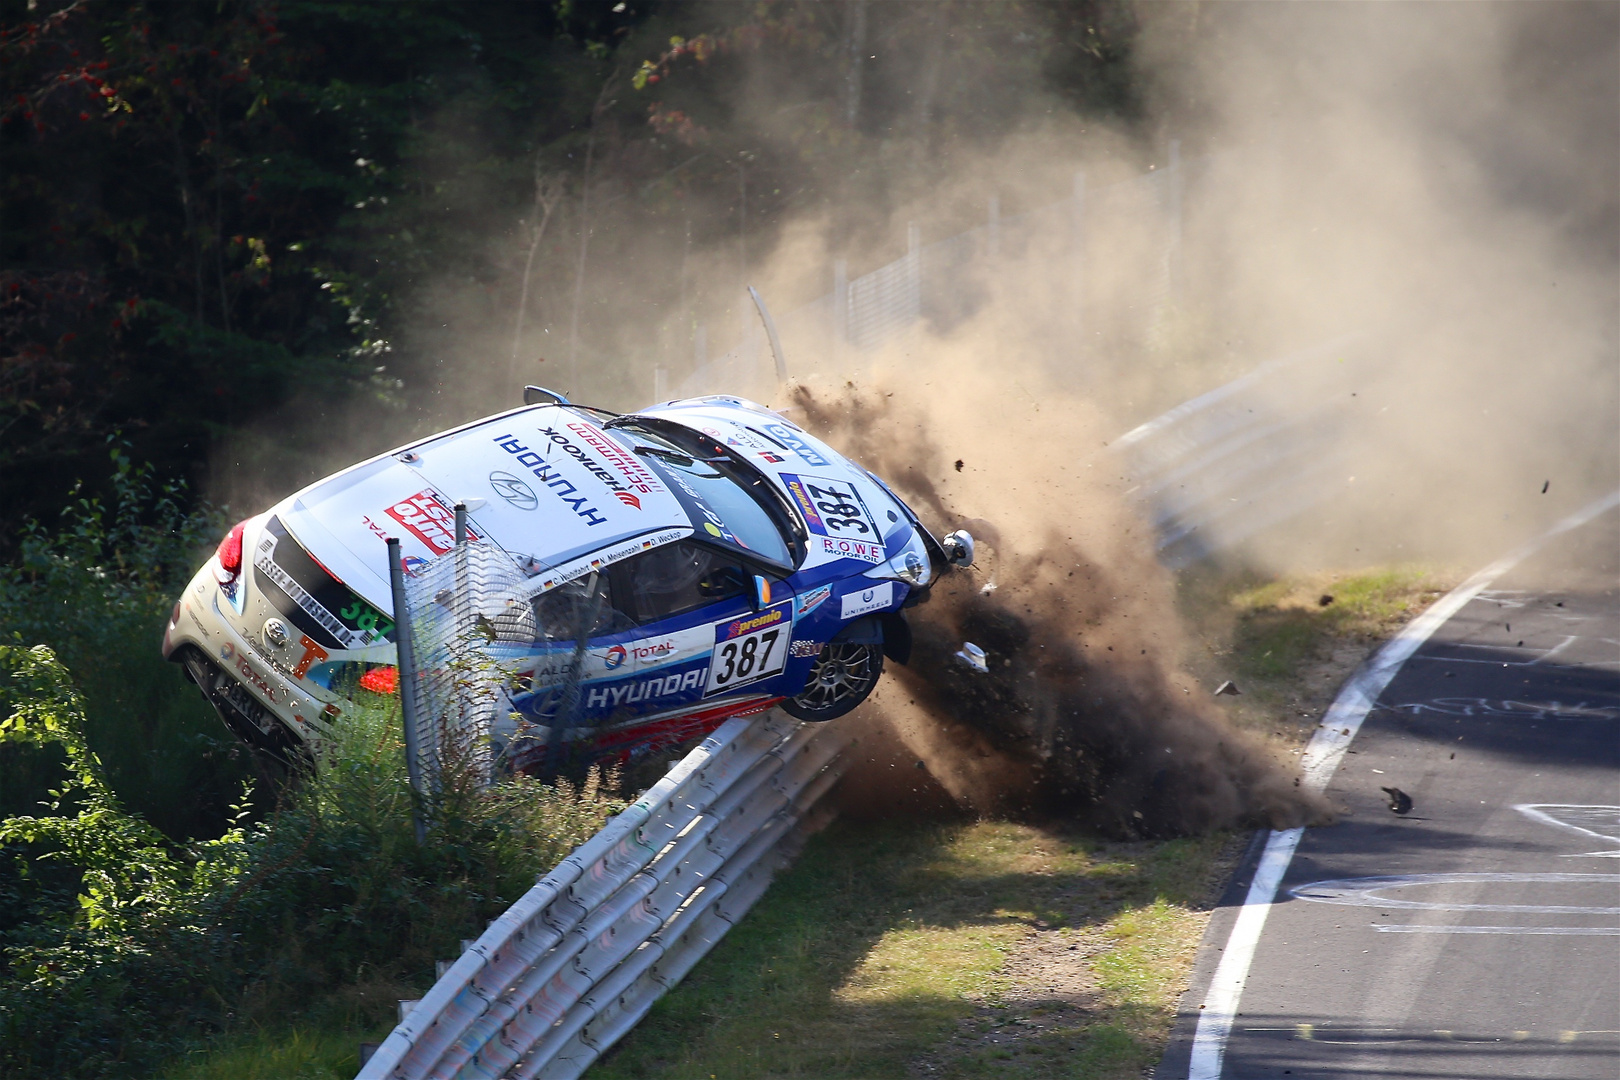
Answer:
[167,1024,388,1080]
[1177,563,1455,742]
[588,821,1236,1079]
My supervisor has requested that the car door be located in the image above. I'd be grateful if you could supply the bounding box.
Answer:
[604,540,794,719]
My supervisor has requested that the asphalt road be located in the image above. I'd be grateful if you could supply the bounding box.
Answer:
[1161,505,1620,1079]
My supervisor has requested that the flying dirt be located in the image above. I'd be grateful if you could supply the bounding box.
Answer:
[786,371,1329,837]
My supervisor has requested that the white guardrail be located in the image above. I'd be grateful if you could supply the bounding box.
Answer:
[358,712,849,1080]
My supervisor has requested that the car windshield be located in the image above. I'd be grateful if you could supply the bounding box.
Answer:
[606,419,800,568]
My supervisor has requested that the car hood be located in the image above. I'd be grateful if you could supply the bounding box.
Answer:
[276,405,694,613]
[631,397,917,572]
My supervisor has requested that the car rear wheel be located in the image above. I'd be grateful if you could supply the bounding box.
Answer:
[779,640,883,722]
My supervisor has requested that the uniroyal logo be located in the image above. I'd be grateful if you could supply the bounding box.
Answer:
[385,490,478,554]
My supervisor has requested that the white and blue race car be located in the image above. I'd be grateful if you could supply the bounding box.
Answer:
[163,390,972,771]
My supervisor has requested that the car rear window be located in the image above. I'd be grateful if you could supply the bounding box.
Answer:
[252,516,395,651]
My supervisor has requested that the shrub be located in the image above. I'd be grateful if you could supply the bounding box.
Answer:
[0,644,622,1079]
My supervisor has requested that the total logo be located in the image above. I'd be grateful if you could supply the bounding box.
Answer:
[602,640,678,669]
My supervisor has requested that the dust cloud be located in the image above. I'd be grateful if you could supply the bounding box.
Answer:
[207,4,1613,829]
[785,359,1325,835]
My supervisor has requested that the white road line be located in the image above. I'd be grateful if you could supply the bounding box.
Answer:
[1184,488,1620,1080]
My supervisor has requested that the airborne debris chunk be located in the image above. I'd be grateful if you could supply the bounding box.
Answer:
[1380,786,1413,815]
[1318,594,1334,607]
[954,641,989,674]
[954,459,964,472]
[1214,680,1241,696]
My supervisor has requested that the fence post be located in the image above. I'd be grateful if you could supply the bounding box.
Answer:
[1073,169,1087,346]
[832,258,848,366]
[387,537,428,845]
[748,285,789,383]
[987,193,1001,259]
[906,221,921,324]
[1167,138,1183,300]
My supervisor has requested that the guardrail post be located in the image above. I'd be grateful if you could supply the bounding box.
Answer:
[748,286,789,384]
[1167,137,1183,300]
[387,537,428,845]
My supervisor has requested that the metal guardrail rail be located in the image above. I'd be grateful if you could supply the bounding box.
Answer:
[1113,335,1372,567]
[358,711,848,1080]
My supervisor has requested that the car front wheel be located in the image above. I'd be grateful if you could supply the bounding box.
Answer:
[779,639,884,722]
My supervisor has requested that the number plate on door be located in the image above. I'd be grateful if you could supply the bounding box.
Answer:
[706,599,794,695]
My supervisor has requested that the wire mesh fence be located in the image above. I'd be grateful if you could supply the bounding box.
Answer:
[400,541,605,789]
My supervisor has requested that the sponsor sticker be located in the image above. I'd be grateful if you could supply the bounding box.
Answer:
[293,636,329,680]
[789,639,824,658]
[491,432,609,526]
[586,666,706,710]
[760,423,830,467]
[385,489,478,555]
[235,654,280,702]
[780,473,884,563]
[795,585,831,616]
[706,600,793,695]
[840,581,895,620]
[563,421,666,501]
[489,470,539,510]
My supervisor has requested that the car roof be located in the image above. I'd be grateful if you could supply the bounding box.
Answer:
[276,404,696,613]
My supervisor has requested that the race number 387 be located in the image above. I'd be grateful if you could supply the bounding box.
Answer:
[781,473,879,540]
[706,600,793,695]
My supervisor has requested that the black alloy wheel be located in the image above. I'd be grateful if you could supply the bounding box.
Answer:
[779,640,884,722]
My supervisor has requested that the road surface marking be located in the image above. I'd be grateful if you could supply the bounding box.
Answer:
[1185,488,1620,1079]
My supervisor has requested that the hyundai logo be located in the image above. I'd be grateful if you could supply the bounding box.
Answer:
[489,470,538,510]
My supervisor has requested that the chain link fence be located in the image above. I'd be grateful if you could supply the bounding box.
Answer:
[400,542,610,789]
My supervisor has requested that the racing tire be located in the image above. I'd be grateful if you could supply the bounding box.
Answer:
[779,639,884,723]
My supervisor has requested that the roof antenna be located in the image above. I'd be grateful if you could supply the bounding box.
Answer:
[523,385,570,406]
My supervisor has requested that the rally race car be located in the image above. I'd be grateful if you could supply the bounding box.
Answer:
[162,390,973,772]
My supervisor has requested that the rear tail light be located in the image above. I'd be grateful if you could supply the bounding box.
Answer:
[213,519,248,583]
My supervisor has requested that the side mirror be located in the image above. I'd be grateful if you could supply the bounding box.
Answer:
[751,574,774,612]
[941,529,975,568]
[523,385,570,406]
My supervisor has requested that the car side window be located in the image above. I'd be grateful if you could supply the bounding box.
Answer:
[620,541,752,623]
[509,572,636,643]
